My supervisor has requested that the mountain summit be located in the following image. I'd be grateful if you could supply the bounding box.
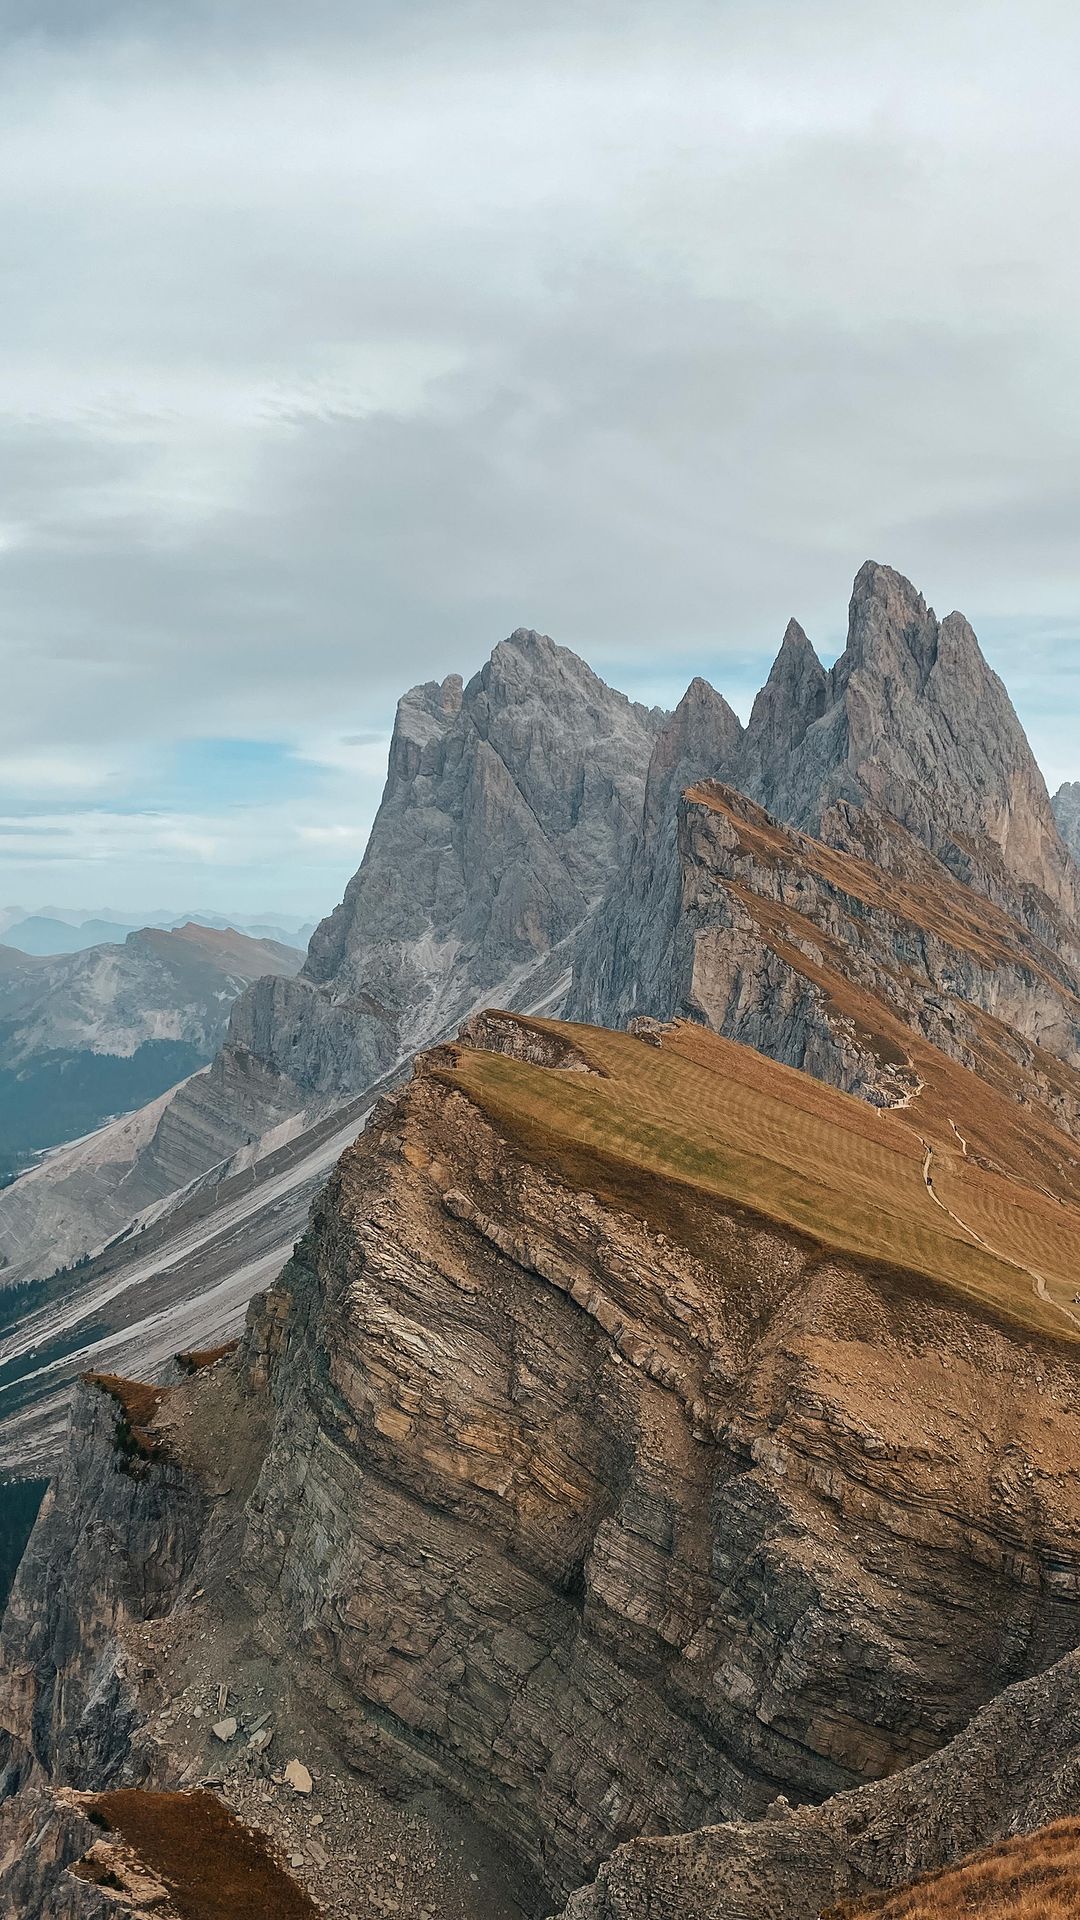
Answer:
[742,561,1080,922]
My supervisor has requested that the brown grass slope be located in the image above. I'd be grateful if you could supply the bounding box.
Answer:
[441,1013,1080,1343]
[74,1788,318,1920]
[825,1816,1080,1920]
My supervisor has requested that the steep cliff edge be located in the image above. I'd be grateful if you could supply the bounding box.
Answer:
[6,1014,1080,1914]
[573,779,1080,1148]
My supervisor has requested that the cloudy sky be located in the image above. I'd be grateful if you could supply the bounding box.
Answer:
[2,0,1079,919]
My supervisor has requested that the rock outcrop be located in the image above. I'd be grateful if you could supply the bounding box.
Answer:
[557,1647,1080,1920]
[744,563,1080,929]
[573,777,1080,1148]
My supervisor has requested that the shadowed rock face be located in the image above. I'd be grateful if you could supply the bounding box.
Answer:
[1055,781,1080,862]
[557,1658,1080,1920]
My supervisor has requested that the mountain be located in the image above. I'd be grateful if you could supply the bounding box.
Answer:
[1,915,143,956]
[743,562,1080,928]
[0,926,302,1191]
[1054,780,1080,860]
[0,946,42,979]
[0,910,307,957]
[0,630,660,1286]
[572,562,1080,1031]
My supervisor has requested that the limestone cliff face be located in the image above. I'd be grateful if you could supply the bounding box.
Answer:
[745,562,1080,928]
[0,1381,208,1804]
[571,680,742,1043]
[558,1642,1080,1920]
[233,629,661,1101]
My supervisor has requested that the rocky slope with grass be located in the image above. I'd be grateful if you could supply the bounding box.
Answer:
[572,572,1080,1139]
[575,778,1080,1139]
[3,566,1080,1919]
[5,1009,1080,1915]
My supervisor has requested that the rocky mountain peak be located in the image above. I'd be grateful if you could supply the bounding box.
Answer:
[642,676,743,843]
[839,558,940,688]
[737,563,1080,927]
[385,672,464,787]
[774,615,823,676]
[479,625,660,736]
[742,617,827,775]
[504,623,558,653]
[290,621,662,1036]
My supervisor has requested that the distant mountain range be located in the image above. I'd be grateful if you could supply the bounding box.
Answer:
[0,924,303,1191]
[0,907,313,956]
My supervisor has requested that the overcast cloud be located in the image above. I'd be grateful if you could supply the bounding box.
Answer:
[2,0,1079,916]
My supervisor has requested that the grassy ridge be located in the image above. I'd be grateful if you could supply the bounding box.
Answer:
[445,1018,1080,1342]
[825,1816,1080,1919]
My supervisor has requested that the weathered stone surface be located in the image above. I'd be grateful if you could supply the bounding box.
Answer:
[574,777,1080,1139]
[0,1380,208,1800]
[556,1644,1080,1920]
[747,562,1080,927]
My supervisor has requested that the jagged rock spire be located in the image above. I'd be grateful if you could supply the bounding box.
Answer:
[742,618,827,777]
[736,562,1080,926]
[642,676,743,842]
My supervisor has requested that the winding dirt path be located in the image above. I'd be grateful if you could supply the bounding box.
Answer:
[921,1134,1080,1335]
